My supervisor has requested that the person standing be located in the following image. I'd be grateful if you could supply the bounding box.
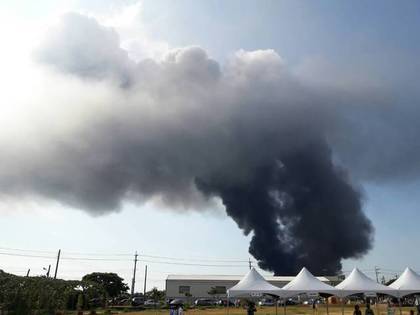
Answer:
[416,296,420,315]
[312,299,318,315]
[354,305,362,315]
[170,304,178,315]
[366,303,375,315]
[247,302,257,315]
[387,300,395,315]
[178,305,184,315]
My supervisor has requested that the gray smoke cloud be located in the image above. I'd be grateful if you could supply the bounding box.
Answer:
[4,12,420,274]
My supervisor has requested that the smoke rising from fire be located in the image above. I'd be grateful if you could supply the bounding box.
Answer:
[1,12,404,274]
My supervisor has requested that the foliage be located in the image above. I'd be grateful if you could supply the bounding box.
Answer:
[82,272,129,298]
[0,270,81,313]
[208,287,219,296]
[145,287,165,301]
[0,269,125,313]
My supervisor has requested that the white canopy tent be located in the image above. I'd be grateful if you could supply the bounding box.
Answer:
[282,267,338,297]
[335,268,398,315]
[227,267,284,297]
[227,268,284,315]
[281,267,338,315]
[335,268,398,297]
[389,267,420,297]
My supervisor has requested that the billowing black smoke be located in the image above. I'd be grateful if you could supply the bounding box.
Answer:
[197,140,373,275]
[0,13,386,275]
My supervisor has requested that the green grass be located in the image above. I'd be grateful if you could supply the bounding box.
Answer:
[60,304,415,315]
[121,305,415,315]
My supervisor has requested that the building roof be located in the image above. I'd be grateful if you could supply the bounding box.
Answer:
[166,274,330,282]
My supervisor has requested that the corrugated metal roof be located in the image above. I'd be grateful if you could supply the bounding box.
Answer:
[166,274,330,282]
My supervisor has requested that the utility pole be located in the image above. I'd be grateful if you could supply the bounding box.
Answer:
[143,265,148,296]
[26,269,30,277]
[374,266,380,283]
[131,252,138,296]
[46,264,51,278]
[54,249,61,279]
[248,258,252,270]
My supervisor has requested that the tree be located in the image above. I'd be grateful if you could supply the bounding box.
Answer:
[208,286,226,302]
[208,286,221,300]
[81,273,128,298]
[146,287,165,301]
[0,270,81,313]
[208,287,218,296]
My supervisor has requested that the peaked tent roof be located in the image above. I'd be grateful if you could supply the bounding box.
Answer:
[282,267,338,297]
[227,267,284,297]
[389,267,420,297]
[335,268,398,297]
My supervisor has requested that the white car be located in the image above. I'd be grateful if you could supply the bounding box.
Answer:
[145,299,160,306]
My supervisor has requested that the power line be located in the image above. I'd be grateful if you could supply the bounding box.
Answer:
[4,245,417,275]
[140,254,252,263]
[0,251,248,267]
[0,246,57,254]
[138,259,247,267]
[0,251,56,260]
[0,245,255,263]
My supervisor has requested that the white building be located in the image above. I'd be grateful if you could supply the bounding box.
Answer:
[165,274,342,300]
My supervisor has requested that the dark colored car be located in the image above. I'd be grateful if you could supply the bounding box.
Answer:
[194,298,217,306]
[216,299,235,306]
[132,296,145,306]
[277,299,298,305]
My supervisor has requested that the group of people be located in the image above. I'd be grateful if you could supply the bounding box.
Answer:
[353,303,375,315]
[353,300,420,315]
[170,298,420,315]
[169,304,184,315]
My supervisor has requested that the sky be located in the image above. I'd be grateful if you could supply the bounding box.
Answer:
[1,0,420,291]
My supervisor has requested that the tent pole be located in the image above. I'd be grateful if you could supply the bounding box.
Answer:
[341,297,345,315]
[284,298,287,315]
[227,293,230,315]
[376,297,380,315]
[275,297,278,315]
[398,298,402,315]
[326,296,330,315]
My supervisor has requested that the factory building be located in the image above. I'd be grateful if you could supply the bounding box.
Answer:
[165,274,343,300]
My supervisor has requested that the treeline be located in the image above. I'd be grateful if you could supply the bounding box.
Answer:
[0,270,125,314]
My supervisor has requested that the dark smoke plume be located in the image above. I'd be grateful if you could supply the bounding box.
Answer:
[197,140,373,274]
[0,13,381,275]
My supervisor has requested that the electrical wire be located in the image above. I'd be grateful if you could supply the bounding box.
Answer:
[0,245,255,263]
[0,251,249,267]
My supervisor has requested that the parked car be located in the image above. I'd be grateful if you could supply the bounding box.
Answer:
[279,299,298,306]
[132,296,145,306]
[169,299,184,306]
[303,298,322,305]
[216,299,235,306]
[145,299,160,307]
[287,299,298,305]
[259,299,275,306]
[194,298,217,306]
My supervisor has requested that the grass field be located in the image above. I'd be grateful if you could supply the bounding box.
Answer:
[121,305,415,315]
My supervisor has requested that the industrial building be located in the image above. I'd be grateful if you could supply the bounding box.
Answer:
[165,274,343,300]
